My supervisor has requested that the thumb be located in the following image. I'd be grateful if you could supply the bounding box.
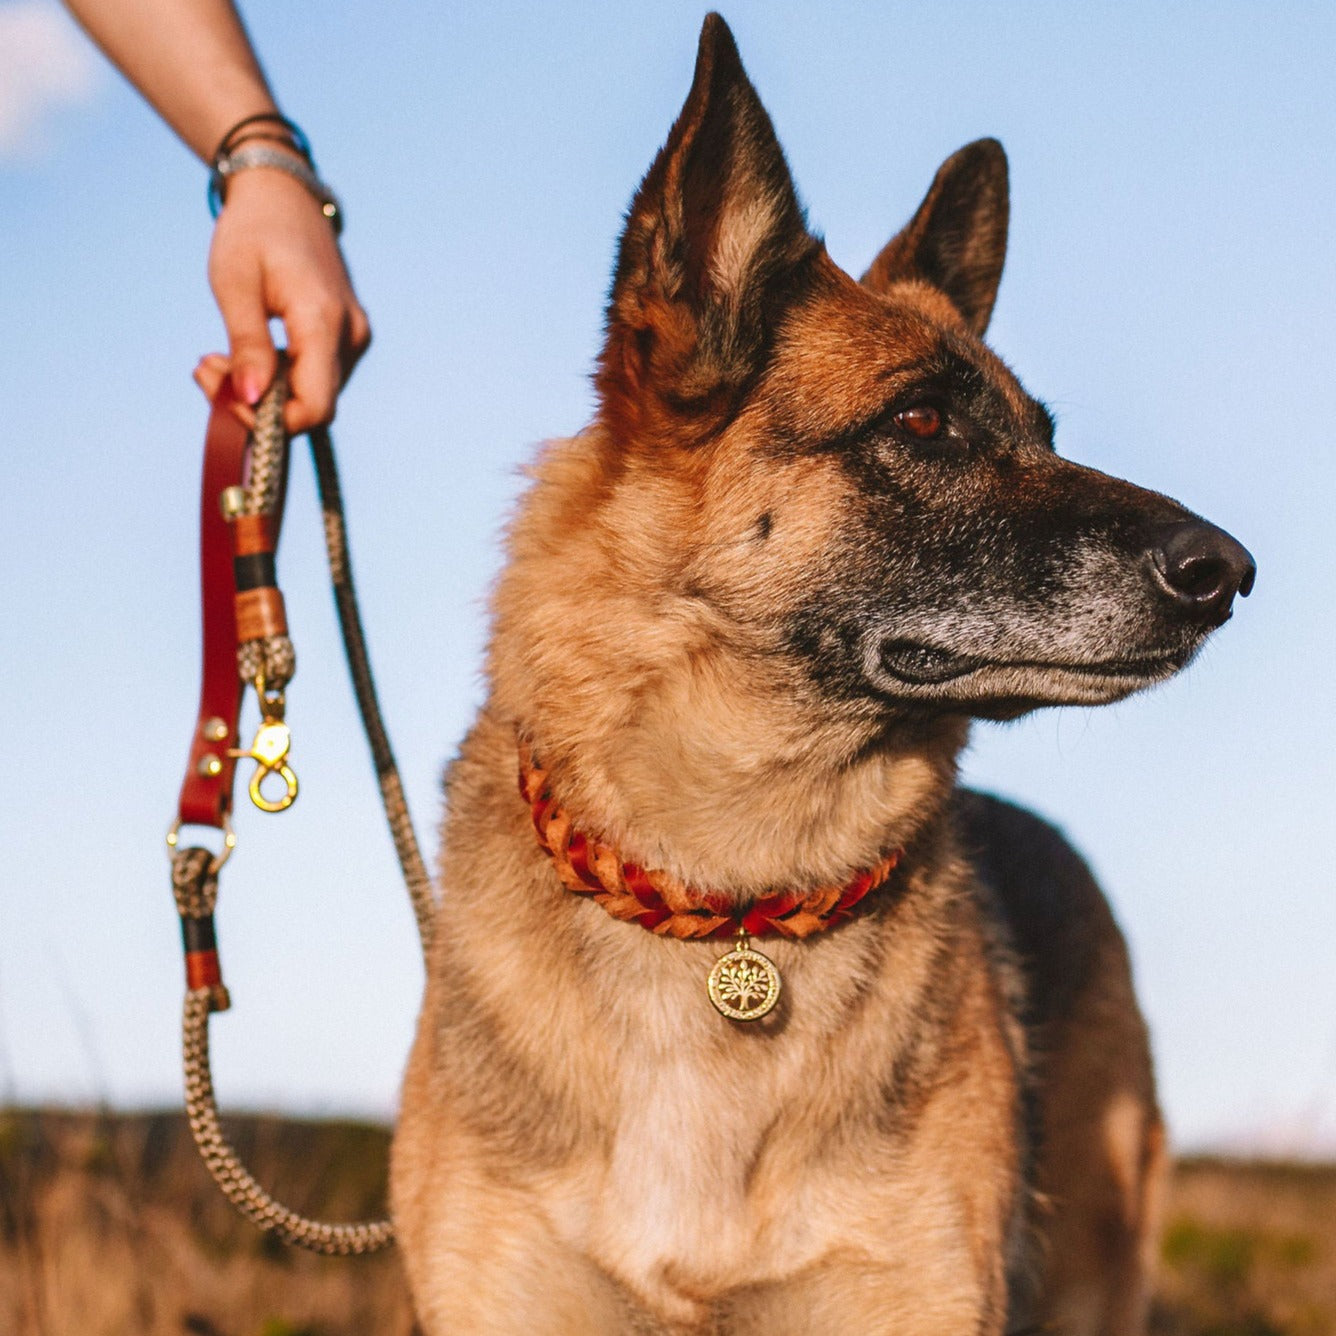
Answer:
[216,284,278,407]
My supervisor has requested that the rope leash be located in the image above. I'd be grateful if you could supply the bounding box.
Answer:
[168,364,433,1253]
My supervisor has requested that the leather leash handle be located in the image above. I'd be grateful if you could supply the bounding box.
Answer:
[174,381,292,830]
[175,382,249,829]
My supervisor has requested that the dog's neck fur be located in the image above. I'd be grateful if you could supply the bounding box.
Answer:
[488,428,968,904]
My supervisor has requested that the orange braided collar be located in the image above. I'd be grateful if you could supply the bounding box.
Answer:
[518,744,902,941]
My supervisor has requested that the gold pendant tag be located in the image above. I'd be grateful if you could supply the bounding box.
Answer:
[707,927,781,1021]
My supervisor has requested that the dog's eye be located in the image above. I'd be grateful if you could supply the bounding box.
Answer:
[894,405,943,440]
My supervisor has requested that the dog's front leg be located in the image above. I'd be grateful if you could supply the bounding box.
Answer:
[394,1160,648,1335]
[715,1252,1009,1336]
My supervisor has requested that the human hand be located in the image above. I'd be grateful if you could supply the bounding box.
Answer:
[198,162,370,434]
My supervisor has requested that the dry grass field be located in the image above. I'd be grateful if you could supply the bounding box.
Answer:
[1152,1156,1336,1335]
[1,1109,1332,1335]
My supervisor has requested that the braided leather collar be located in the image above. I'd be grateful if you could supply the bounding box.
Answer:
[519,743,902,940]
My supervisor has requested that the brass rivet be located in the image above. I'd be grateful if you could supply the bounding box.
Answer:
[220,485,246,518]
[197,753,223,778]
[201,717,229,743]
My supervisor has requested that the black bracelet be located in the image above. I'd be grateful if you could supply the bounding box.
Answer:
[212,112,312,166]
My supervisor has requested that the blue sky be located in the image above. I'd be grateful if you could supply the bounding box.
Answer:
[1,0,1333,1155]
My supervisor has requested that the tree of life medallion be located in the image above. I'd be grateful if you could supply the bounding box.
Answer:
[707,930,781,1021]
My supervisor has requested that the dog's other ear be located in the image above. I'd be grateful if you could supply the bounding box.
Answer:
[861,138,1009,336]
[598,13,817,439]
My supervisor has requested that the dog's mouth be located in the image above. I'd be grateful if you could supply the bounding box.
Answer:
[874,638,1195,691]
[875,640,979,685]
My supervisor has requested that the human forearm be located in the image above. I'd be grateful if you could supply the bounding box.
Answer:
[63,0,276,160]
[66,0,370,428]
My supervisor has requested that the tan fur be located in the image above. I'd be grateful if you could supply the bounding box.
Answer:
[392,17,1168,1333]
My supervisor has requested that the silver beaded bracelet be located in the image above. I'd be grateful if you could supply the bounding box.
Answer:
[209,143,343,234]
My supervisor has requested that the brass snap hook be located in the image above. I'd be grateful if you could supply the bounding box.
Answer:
[228,720,299,812]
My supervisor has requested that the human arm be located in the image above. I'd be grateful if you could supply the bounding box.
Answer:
[63,0,369,430]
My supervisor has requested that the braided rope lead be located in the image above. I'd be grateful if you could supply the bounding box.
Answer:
[178,373,437,1254]
[309,425,436,952]
[236,362,296,691]
[182,987,394,1254]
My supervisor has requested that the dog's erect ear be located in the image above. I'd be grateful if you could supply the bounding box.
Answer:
[861,139,1009,336]
[598,13,817,436]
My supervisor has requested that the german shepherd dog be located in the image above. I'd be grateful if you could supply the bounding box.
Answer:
[392,15,1253,1333]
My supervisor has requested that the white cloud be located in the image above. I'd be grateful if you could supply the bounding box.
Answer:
[0,1,99,160]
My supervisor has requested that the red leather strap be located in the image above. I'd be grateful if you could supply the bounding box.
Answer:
[175,386,288,829]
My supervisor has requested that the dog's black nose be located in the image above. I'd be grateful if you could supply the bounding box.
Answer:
[1150,521,1255,623]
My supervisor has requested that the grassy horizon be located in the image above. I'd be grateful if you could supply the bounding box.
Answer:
[2,1107,1333,1334]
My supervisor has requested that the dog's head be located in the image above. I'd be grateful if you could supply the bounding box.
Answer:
[589,14,1252,726]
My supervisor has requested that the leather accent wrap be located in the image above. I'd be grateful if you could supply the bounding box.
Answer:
[235,587,288,641]
[231,512,275,556]
[233,551,277,591]
[185,949,223,989]
[180,915,218,954]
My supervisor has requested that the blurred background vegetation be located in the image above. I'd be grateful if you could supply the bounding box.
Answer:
[1,1109,1332,1335]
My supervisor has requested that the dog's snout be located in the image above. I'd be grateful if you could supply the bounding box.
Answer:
[1149,522,1255,623]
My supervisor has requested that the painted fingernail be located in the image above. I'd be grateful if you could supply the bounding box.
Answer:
[236,369,264,405]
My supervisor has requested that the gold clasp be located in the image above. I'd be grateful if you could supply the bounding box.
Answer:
[253,672,287,721]
[229,720,299,812]
[228,678,299,812]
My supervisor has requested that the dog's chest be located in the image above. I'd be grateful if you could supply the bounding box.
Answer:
[546,1040,822,1313]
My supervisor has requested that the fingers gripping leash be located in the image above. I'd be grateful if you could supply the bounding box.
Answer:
[167,363,434,1254]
